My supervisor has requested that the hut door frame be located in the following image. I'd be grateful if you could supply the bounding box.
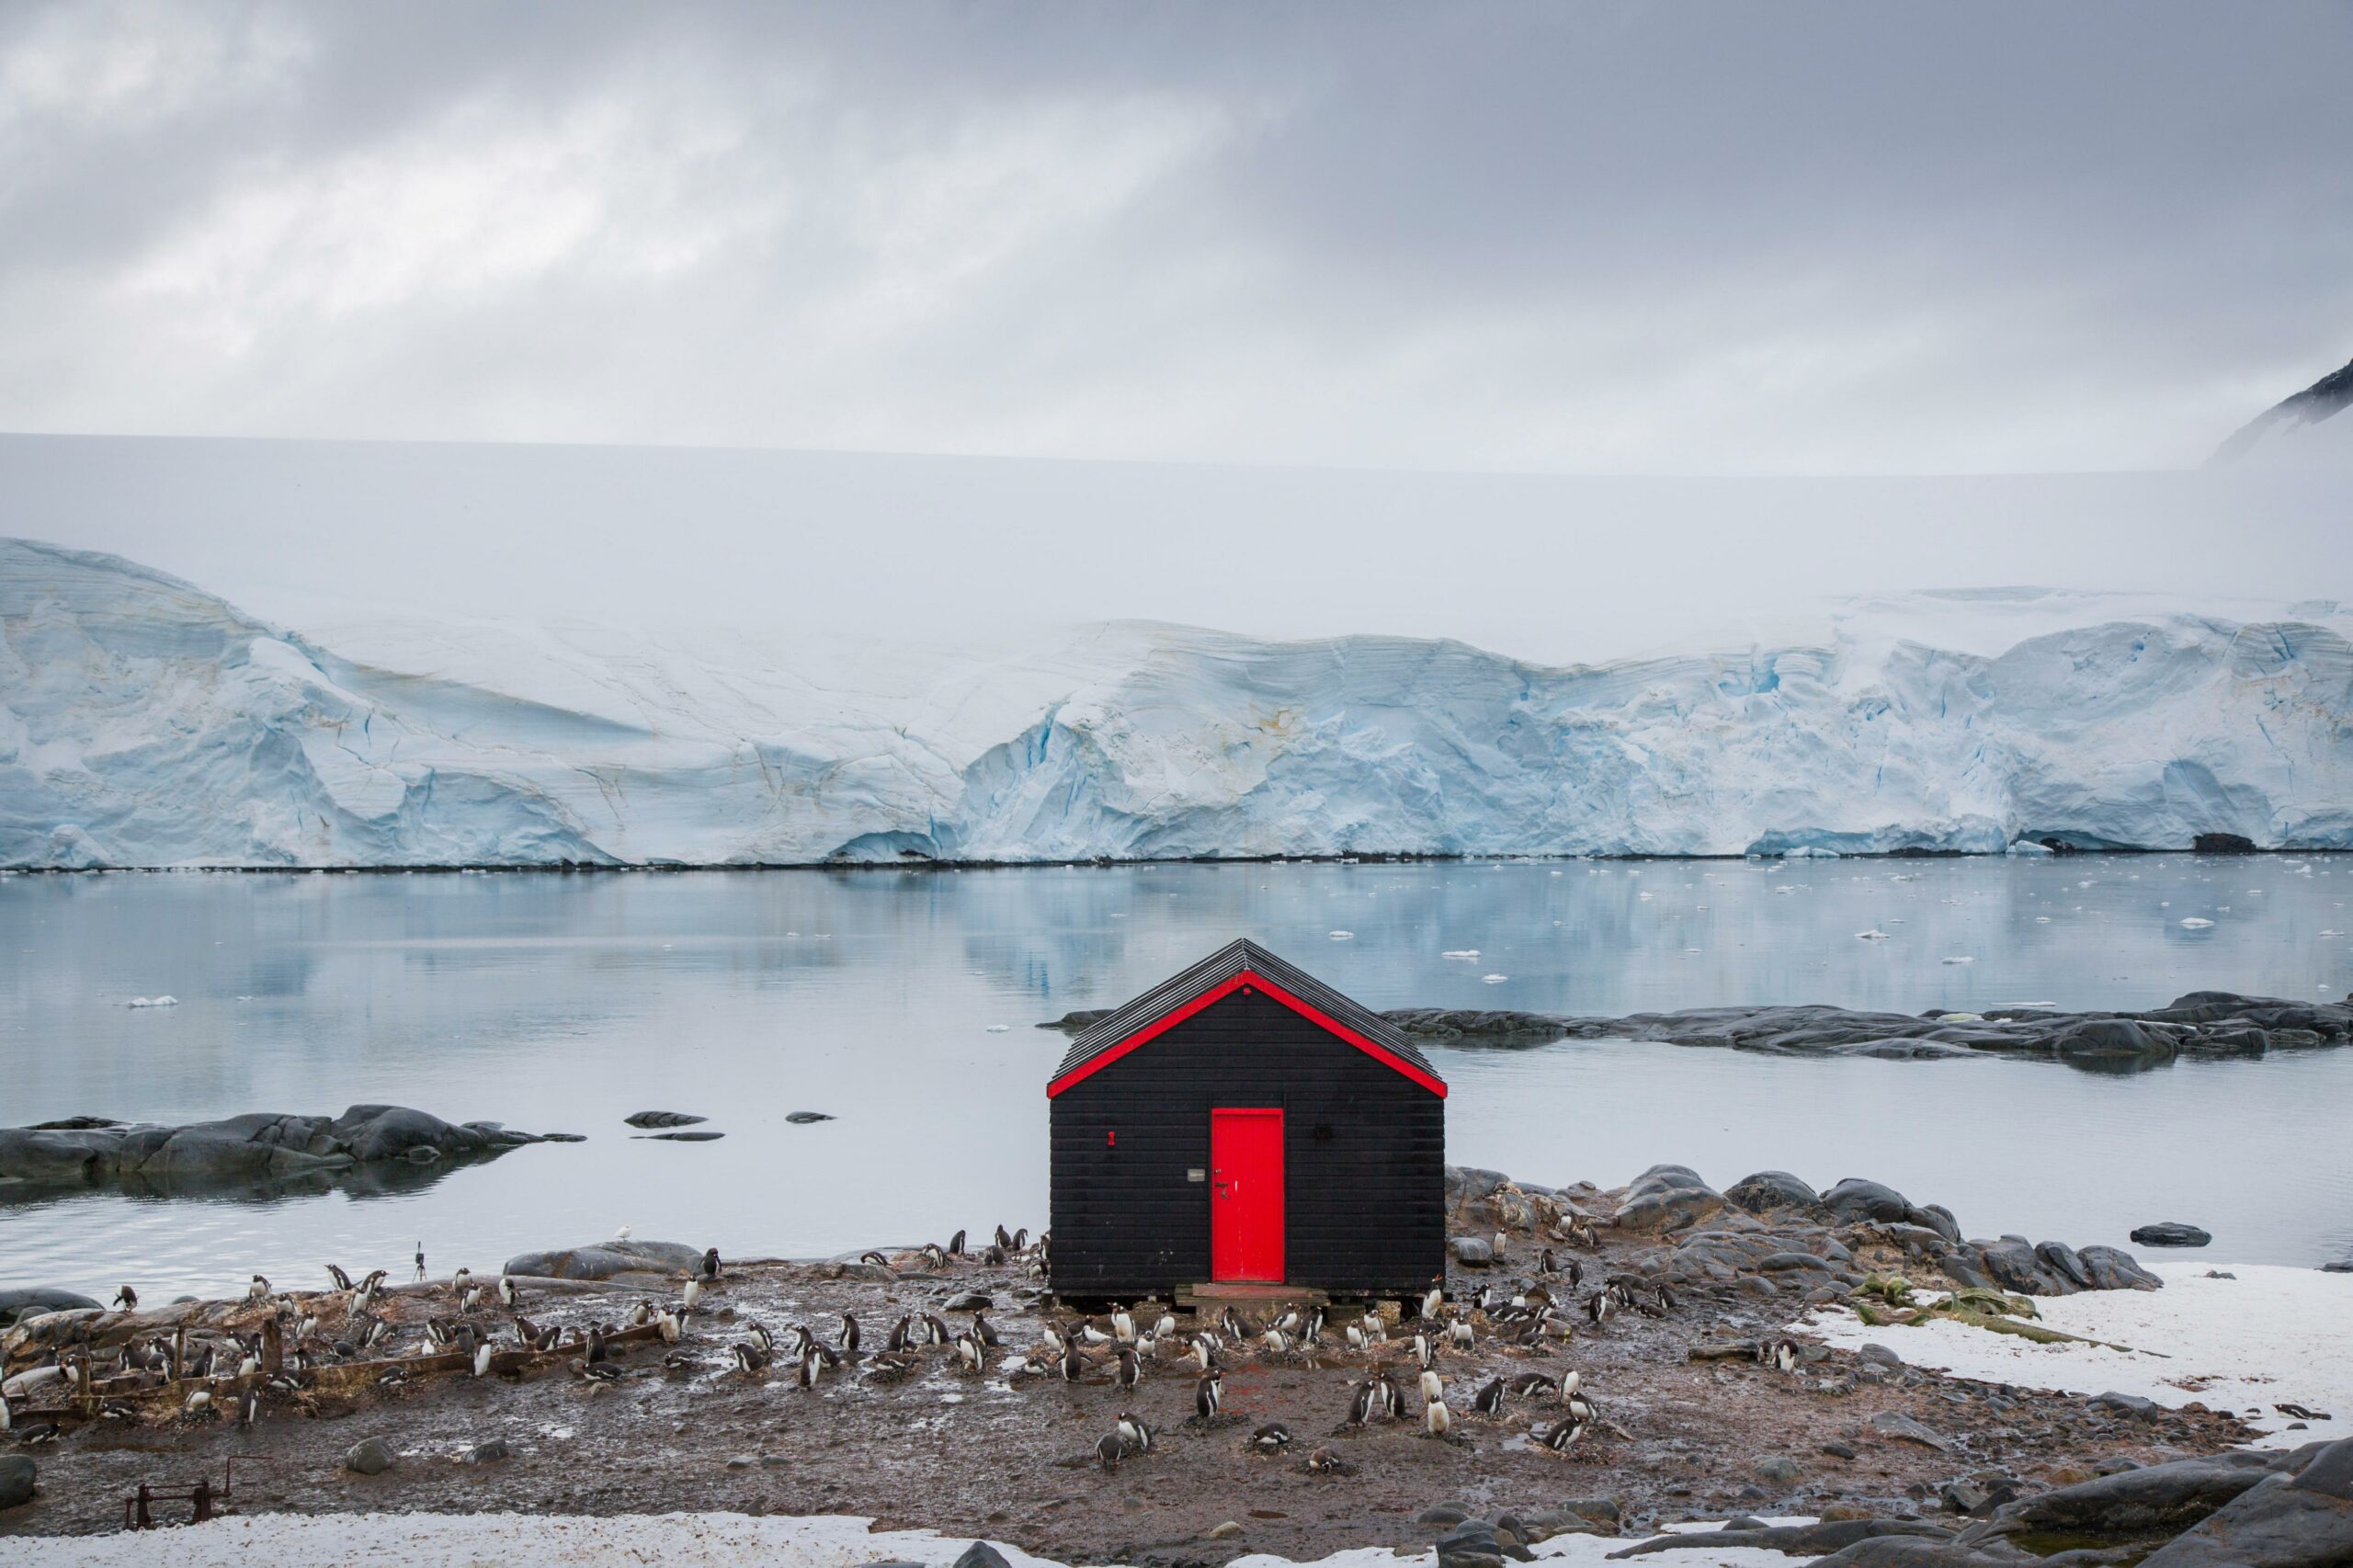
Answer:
[1209,1107,1286,1282]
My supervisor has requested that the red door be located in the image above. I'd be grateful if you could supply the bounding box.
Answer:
[1210,1108,1285,1282]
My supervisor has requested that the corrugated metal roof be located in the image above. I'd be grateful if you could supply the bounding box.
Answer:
[1047,937,1444,1089]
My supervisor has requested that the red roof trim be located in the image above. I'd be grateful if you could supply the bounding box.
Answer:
[1046,969,1448,1099]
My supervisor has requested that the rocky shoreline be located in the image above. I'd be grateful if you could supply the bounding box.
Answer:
[0,1107,575,1201]
[6,1161,2343,1563]
[1044,989,2353,1072]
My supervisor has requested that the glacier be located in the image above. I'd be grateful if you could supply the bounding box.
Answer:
[3,537,2350,868]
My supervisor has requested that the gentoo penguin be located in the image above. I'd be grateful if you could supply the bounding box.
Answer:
[1302,1307,1325,1347]
[678,1278,699,1313]
[995,1224,1014,1252]
[701,1247,722,1280]
[923,1312,954,1346]
[1759,1337,1800,1372]
[1188,1335,1220,1374]
[1094,1431,1127,1471]
[656,1309,682,1345]
[1425,1392,1454,1437]
[733,1343,771,1374]
[1563,1389,1596,1422]
[326,1263,355,1291]
[1195,1369,1222,1419]
[453,1266,472,1294]
[1506,1371,1556,1397]
[1013,1228,1030,1252]
[886,1314,914,1353]
[1560,1369,1583,1402]
[185,1388,214,1418]
[1250,1420,1290,1451]
[1472,1376,1506,1416]
[1060,1341,1086,1382]
[1377,1373,1407,1418]
[971,1311,999,1347]
[981,1244,1007,1266]
[473,1341,497,1378]
[1261,1327,1289,1355]
[955,1332,984,1371]
[1586,1290,1615,1327]
[1344,1321,1367,1352]
[0,1391,12,1431]
[1448,1317,1474,1350]
[1418,1368,1443,1404]
[1118,1411,1154,1454]
[570,1358,621,1383]
[838,1312,860,1353]
[797,1346,824,1388]
[919,1243,948,1269]
[1565,1256,1585,1290]
[498,1275,519,1309]
[1493,1228,1508,1258]
[1078,1318,1111,1345]
[1541,1416,1586,1453]
[1345,1379,1378,1426]
[860,1251,891,1268]
[1421,1285,1444,1319]
[585,1327,610,1365]
[1654,1284,1677,1314]
[112,1285,139,1312]
[948,1229,966,1256]
[246,1274,270,1301]
[460,1284,484,1314]
[415,1243,426,1282]
[1114,1346,1141,1390]
[1537,1248,1558,1276]
[1413,1331,1435,1369]
[1110,1304,1135,1343]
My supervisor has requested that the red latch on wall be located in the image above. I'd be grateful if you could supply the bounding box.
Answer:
[1107,1130,1116,1147]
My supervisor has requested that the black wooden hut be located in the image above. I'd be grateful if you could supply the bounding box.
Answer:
[1046,937,1447,1304]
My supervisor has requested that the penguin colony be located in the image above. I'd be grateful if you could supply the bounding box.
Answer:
[2,1221,1701,1481]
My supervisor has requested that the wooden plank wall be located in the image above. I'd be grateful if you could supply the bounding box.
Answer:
[1050,989,1445,1299]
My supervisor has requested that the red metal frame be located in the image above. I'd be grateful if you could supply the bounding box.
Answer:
[1045,970,1449,1099]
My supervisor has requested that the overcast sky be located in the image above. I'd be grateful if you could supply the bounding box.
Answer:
[3,1,2348,475]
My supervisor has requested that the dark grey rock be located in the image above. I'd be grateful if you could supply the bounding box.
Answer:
[1984,1456,2273,1542]
[1869,1412,1951,1450]
[2131,1222,2213,1248]
[634,1131,725,1142]
[1437,1518,1506,1568]
[1726,1170,1822,1215]
[502,1239,707,1279]
[0,1455,33,1511]
[1613,1165,1725,1233]
[1416,1505,1473,1527]
[785,1111,835,1124]
[1451,1235,1495,1266]
[1756,1455,1803,1485]
[622,1111,707,1128]
[2037,1241,2095,1289]
[1806,1543,2007,1566]
[2091,1391,2162,1420]
[1858,1343,1904,1369]
[1979,1237,2065,1295]
[464,1438,511,1463]
[1822,1178,1915,1224]
[1610,1519,1957,1559]
[0,1287,104,1326]
[952,1544,1015,1568]
[2078,1244,2164,1290]
[343,1437,395,1475]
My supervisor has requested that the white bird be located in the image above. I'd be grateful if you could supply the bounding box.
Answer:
[613,1223,632,1242]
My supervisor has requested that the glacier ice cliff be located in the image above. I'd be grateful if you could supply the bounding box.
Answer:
[3,538,2350,867]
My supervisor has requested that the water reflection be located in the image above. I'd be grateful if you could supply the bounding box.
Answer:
[1,855,2347,1298]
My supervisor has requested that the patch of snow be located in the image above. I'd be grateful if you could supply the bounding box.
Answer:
[1802,1262,2353,1449]
[0,1511,1812,1568]
[124,994,178,1007]
[2180,917,2217,929]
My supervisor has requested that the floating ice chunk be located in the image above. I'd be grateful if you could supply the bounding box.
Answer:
[1327,930,1354,940]
[1441,949,1480,960]
[1855,929,1892,941]
[1481,973,1509,983]
[2034,915,2051,923]
[2180,916,2216,929]
[125,994,179,1007]
[1941,955,1974,965]
[985,1024,1010,1033]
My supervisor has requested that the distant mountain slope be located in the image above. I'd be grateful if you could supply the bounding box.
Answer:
[2211,354,2353,466]
[4,538,2350,866]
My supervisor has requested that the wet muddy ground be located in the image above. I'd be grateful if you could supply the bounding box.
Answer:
[2,1222,2255,1564]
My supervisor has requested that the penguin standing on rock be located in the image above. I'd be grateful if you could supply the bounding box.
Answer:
[701,1247,722,1280]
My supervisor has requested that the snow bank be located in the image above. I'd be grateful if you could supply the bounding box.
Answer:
[6,538,2352,867]
[0,1509,1806,1567]
[1802,1262,2353,1449]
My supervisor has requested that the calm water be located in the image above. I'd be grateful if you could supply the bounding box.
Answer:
[4,855,2350,1301]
